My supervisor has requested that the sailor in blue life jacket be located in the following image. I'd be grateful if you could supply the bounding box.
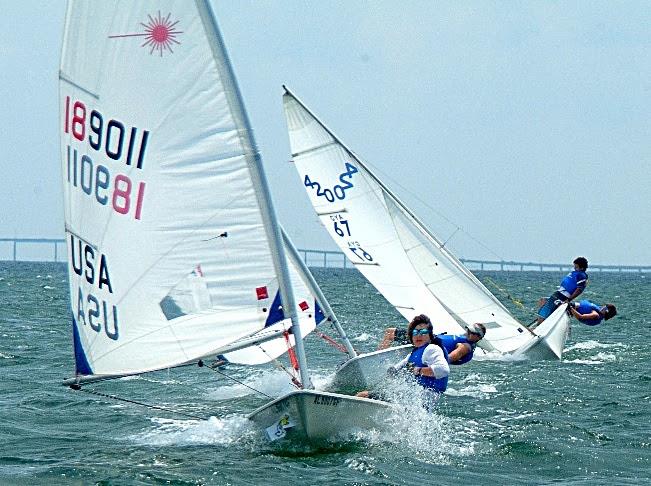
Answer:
[438,322,487,365]
[357,314,450,400]
[568,300,617,326]
[534,256,589,327]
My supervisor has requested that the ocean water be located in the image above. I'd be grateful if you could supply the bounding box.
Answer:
[0,262,648,485]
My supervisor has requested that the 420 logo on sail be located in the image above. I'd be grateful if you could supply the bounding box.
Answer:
[63,96,150,220]
[304,162,358,202]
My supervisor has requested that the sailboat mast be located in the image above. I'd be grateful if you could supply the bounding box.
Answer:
[281,227,357,358]
[198,2,312,388]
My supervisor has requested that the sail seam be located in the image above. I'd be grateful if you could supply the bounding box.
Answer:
[292,140,338,158]
[59,71,99,99]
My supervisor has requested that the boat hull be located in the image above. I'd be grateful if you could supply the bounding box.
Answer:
[323,345,411,393]
[248,389,391,442]
[514,304,570,360]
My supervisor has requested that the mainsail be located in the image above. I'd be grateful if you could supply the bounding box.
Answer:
[59,1,321,380]
[282,88,538,354]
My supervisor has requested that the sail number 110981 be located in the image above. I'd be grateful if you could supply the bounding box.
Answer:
[63,96,149,221]
[63,96,150,170]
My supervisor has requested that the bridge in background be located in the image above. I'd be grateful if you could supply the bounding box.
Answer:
[1,238,649,273]
[0,238,65,263]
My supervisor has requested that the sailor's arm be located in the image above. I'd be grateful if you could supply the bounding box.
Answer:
[569,306,600,322]
[378,327,398,350]
[447,342,472,363]
[415,346,449,378]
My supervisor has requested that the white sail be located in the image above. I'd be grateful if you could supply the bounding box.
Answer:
[59,1,310,379]
[59,2,398,443]
[282,89,540,354]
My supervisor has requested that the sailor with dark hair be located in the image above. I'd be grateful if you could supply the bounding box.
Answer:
[534,256,589,326]
[568,300,617,326]
[357,314,450,400]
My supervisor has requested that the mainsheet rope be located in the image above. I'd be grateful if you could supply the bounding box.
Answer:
[68,358,281,418]
[70,385,207,420]
[202,361,276,398]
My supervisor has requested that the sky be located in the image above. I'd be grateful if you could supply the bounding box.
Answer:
[1,1,649,265]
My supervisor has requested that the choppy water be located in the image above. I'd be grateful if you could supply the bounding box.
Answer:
[0,262,649,485]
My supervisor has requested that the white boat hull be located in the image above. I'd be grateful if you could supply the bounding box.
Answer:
[514,304,571,360]
[323,345,412,393]
[248,389,391,442]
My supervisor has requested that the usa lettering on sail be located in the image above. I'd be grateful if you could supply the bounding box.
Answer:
[69,234,119,341]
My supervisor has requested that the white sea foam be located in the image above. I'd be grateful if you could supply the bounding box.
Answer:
[205,370,296,401]
[446,383,498,399]
[565,340,619,351]
[353,332,372,342]
[345,456,380,475]
[355,379,475,461]
[132,415,252,446]
[564,352,617,365]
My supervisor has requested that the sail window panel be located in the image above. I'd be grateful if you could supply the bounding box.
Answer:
[83,309,267,376]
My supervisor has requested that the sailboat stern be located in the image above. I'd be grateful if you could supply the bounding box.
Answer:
[514,304,571,360]
[248,390,391,442]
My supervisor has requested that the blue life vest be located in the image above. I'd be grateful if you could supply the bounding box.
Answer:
[576,300,603,326]
[408,344,448,392]
[559,270,588,295]
[439,334,475,365]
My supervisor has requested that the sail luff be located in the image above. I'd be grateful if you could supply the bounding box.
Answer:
[281,227,357,358]
[198,3,312,388]
[283,87,515,321]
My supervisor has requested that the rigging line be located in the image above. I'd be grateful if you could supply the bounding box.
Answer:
[204,362,275,399]
[70,386,207,420]
[358,156,506,261]
[483,276,538,316]
[251,333,303,389]
[315,330,349,354]
[441,227,460,249]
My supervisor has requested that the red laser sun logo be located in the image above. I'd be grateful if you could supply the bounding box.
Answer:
[109,11,183,57]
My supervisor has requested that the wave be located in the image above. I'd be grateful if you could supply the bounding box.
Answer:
[130,415,253,447]
[205,370,298,401]
[565,340,624,352]
[564,352,618,365]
